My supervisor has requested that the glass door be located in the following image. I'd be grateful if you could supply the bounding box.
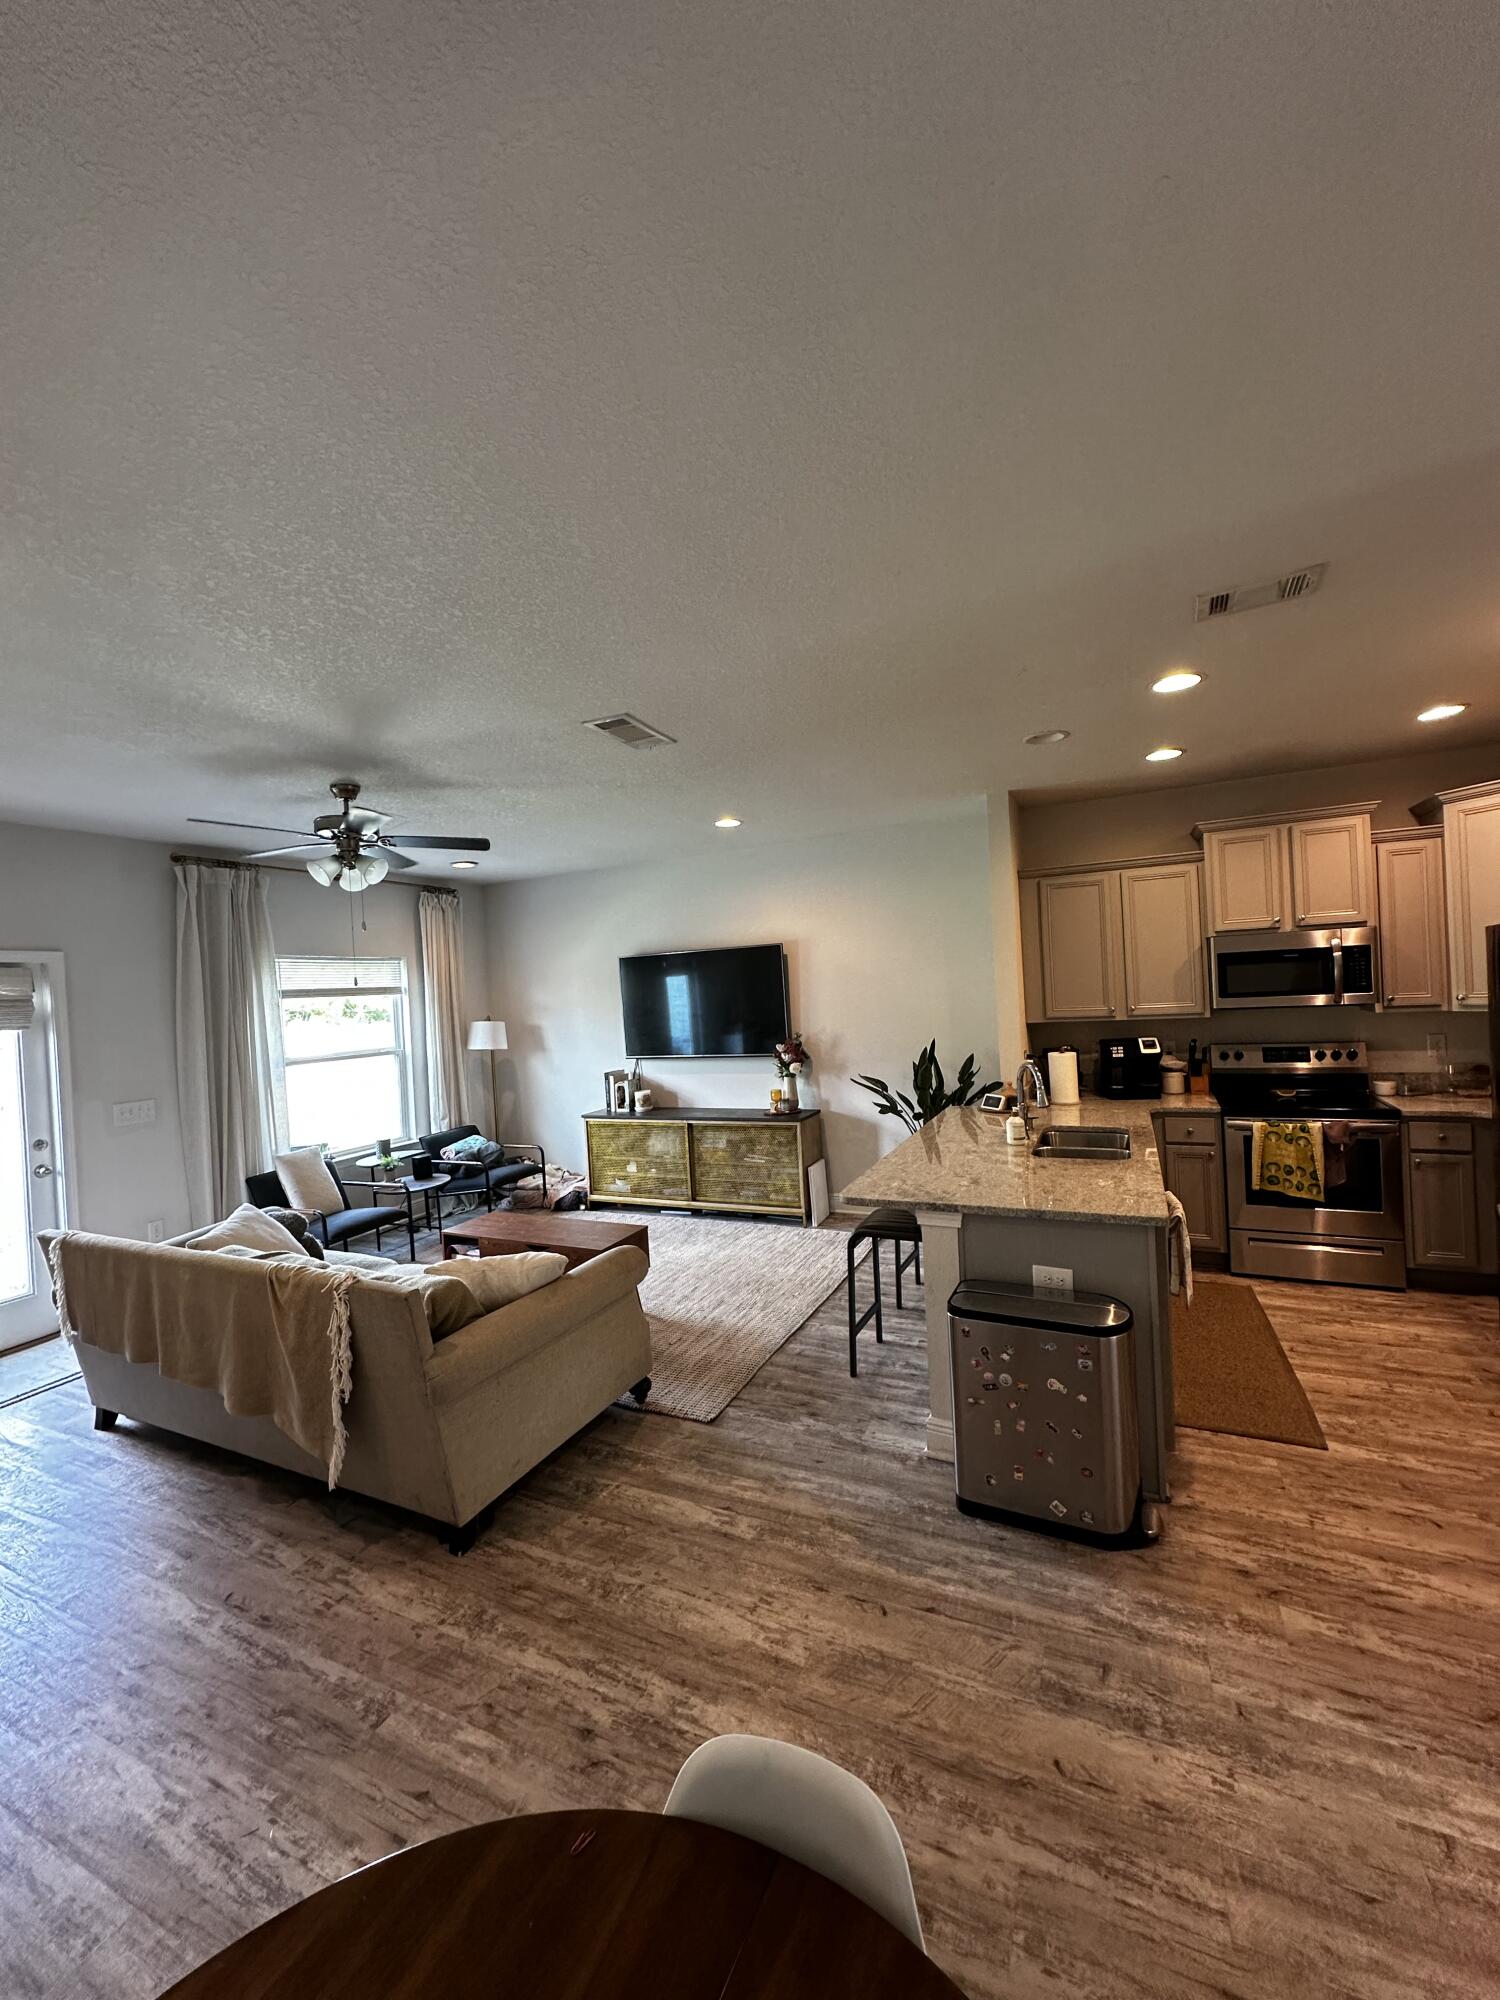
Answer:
[0,959,67,1351]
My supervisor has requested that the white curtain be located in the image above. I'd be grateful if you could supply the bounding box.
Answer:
[175,861,286,1227]
[419,888,470,1132]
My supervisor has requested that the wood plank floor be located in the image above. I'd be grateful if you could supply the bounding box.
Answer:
[1,1255,1497,1999]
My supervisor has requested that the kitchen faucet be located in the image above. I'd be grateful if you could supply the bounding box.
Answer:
[1017,1052,1049,1134]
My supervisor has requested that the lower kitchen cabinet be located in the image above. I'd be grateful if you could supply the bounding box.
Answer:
[1404,1122,1482,1272]
[1154,1111,1227,1254]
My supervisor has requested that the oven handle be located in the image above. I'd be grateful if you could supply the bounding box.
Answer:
[1330,934,1345,1002]
[1223,1118,1399,1135]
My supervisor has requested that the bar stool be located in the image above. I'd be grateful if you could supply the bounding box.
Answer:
[847,1207,922,1375]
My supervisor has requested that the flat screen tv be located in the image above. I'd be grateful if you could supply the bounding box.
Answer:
[619,944,789,1059]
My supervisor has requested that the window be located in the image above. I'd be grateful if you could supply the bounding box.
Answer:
[276,957,412,1153]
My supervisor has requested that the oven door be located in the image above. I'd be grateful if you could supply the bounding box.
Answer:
[1224,1119,1403,1241]
[1210,930,1341,1009]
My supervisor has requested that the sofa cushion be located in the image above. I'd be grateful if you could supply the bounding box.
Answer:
[322,1251,482,1339]
[274,1147,345,1215]
[429,1252,568,1310]
[440,1135,505,1166]
[186,1202,308,1257]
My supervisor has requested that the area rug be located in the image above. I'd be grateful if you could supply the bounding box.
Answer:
[1172,1277,1326,1449]
[607,1209,870,1422]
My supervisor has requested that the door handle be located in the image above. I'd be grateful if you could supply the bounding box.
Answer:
[32,1163,54,1178]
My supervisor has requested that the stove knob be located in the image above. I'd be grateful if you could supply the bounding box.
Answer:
[1233,1049,1245,1061]
[1217,1049,1230,1063]
[1345,1048,1358,1062]
[1314,1048,1326,1060]
[1330,1048,1344,1060]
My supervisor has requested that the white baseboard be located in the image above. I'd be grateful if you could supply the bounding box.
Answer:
[925,1414,955,1463]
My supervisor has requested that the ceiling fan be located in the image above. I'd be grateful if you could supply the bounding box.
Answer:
[189,780,491,891]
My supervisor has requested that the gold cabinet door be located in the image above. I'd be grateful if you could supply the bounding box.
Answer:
[586,1120,691,1200]
[690,1122,804,1211]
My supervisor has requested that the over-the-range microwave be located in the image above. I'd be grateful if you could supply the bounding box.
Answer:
[1209,927,1378,1010]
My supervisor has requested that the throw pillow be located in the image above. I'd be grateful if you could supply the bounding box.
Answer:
[440,1136,505,1167]
[186,1202,307,1256]
[273,1148,345,1216]
[428,1251,568,1311]
[321,1251,481,1339]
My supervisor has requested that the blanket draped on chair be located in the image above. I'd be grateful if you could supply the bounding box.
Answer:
[46,1233,357,1485]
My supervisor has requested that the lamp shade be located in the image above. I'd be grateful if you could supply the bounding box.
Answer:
[468,1019,508,1052]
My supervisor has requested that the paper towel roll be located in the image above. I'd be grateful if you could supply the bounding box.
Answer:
[1047,1048,1080,1105]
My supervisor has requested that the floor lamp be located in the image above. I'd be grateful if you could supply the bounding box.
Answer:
[467,1018,507,1134]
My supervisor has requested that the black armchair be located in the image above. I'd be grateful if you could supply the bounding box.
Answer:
[245,1163,395,1255]
[418,1124,546,1211]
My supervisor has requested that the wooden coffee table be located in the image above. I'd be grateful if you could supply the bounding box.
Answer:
[440,1208,650,1270]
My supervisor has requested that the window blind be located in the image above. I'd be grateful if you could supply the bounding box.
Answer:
[0,963,36,1031]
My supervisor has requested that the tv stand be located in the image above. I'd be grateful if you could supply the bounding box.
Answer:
[583,1108,824,1225]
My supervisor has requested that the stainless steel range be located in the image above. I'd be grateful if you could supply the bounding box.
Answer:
[1213,1040,1406,1290]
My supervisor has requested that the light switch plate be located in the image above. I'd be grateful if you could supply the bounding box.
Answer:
[145,1219,167,1243]
[112,1099,157,1129]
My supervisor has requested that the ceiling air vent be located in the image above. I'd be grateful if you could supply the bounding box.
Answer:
[581,712,677,749]
[1194,561,1326,623]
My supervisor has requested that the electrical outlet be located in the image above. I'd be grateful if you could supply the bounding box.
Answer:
[112,1098,157,1129]
[1032,1263,1074,1296]
[145,1218,167,1243]
[1426,1032,1447,1060]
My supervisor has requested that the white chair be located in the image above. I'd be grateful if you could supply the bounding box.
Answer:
[663,1733,925,1951]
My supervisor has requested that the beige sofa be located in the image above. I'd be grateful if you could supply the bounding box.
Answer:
[46,1233,652,1551]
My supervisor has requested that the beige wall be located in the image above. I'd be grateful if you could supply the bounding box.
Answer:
[484,811,998,1197]
[1017,741,1500,872]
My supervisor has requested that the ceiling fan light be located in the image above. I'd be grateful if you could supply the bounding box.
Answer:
[306,856,340,887]
[360,852,390,887]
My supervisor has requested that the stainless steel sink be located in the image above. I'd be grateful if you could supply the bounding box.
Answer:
[1031,1126,1132,1160]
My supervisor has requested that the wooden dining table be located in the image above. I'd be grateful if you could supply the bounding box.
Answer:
[160,1808,967,1999]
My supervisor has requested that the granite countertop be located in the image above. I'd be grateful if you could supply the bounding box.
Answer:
[843,1098,1169,1229]
[1154,1091,1222,1114]
[1390,1094,1494,1122]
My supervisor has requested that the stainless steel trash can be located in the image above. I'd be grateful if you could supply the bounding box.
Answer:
[949,1280,1139,1540]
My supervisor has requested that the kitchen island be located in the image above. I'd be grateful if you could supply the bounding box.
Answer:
[843,1098,1176,1505]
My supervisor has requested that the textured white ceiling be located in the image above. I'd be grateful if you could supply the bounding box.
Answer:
[3,0,1499,879]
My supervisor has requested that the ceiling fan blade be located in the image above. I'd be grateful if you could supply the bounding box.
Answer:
[380,851,419,870]
[245,842,335,859]
[187,817,315,837]
[382,835,491,851]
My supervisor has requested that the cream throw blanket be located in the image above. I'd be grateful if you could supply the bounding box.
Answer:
[46,1232,358,1486]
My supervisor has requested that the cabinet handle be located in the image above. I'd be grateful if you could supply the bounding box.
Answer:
[1384,993,1395,1004]
[1413,1158,1423,1168]
[1457,992,1467,1002]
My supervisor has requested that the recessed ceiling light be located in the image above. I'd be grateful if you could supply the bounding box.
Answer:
[450,859,479,870]
[714,815,741,829]
[1145,746,1184,762]
[1024,730,1071,746]
[1152,670,1202,694]
[1417,702,1467,723]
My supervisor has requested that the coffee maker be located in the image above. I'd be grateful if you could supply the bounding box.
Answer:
[1096,1034,1163,1099]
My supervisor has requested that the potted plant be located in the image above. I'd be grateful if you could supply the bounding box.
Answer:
[852,1041,999,1133]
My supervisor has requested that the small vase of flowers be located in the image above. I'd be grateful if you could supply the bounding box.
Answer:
[774,1034,810,1111]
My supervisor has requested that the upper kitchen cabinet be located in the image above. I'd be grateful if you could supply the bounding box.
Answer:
[1374,831,1447,1009]
[1196,803,1375,932]
[1289,813,1374,926]
[1118,862,1206,1016]
[1023,858,1205,1022]
[1201,824,1285,932]
[1415,781,1500,1009]
[1034,870,1121,1019]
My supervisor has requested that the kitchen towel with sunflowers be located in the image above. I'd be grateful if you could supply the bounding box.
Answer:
[1250,1119,1325,1202]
